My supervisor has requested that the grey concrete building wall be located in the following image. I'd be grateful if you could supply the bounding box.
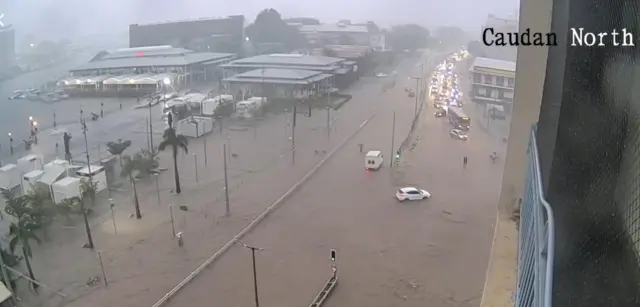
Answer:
[497,0,552,216]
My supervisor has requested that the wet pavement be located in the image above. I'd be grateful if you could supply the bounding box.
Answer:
[4,52,507,307]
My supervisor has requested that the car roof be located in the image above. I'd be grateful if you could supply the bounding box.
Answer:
[400,187,419,192]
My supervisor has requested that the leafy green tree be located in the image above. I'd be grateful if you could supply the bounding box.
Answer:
[24,190,55,240]
[1,189,41,291]
[136,149,160,176]
[106,139,132,166]
[121,154,143,219]
[387,24,430,51]
[158,113,189,194]
[245,8,303,48]
[9,218,41,291]
[56,197,82,224]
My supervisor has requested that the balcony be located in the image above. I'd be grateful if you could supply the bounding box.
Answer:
[515,127,555,307]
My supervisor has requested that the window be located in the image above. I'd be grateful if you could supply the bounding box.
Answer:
[473,73,482,83]
[478,87,487,96]
[507,77,515,88]
[496,76,505,86]
[484,74,493,84]
[490,89,499,98]
[503,90,514,99]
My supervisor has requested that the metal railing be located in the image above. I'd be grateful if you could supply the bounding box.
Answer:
[515,126,556,307]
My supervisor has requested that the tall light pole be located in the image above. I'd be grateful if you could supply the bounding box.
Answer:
[410,76,422,117]
[7,133,13,156]
[80,115,95,249]
[237,240,263,307]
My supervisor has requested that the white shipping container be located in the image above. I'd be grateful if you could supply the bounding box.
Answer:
[51,177,81,203]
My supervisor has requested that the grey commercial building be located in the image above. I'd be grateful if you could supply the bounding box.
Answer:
[221,53,358,89]
[62,46,234,96]
[0,25,15,74]
[223,68,333,100]
[129,15,245,54]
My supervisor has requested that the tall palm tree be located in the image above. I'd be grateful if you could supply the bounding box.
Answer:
[9,218,41,291]
[106,139,132,166]
[78,180,97,249]
[158,113,189,194]
[121,154,143,219]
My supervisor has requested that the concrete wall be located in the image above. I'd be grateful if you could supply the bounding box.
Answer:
[498,0,552,215]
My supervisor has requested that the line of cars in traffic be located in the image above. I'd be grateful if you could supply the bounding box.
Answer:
[429,53,471,141]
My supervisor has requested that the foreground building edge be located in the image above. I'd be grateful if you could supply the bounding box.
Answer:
[481,0,553,303]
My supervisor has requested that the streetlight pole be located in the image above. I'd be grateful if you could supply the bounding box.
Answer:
[223,143,230,216]
[411,76,422,117]
[390,111,396,168]
[7,133,13,156]
[236,240,263,307]
[292,106,297,165]
[80,115,95,249]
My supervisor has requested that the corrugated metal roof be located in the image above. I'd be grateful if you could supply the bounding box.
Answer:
[471,57,516,72]
[224,69,331,85]
[232,68,322,80]
[71,52,234,72]
[222,63,339,72]
[226,54,344,67]
[300,24,369,33]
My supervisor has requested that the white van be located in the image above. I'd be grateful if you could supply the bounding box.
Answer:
[365,151,384,170]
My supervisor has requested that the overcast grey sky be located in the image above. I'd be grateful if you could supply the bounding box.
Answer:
[1,0,518,40]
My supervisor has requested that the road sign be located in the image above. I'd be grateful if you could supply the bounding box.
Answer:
[0,13,5,27]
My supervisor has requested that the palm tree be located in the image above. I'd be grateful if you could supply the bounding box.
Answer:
[9,218,41,291]
[158,113,189,194]
[121,154,143,219]
[79,180,97,249]
[106,139,132,166]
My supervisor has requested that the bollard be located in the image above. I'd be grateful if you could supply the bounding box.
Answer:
[176,232,184,247]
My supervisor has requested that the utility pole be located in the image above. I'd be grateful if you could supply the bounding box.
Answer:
[203,133,208,166]
[411,76,422,117]
[390,111,396,168]
[326,84,331,138]
[145,117,151,152]
[237,240,263,307]
[80,115,95,249]
[223,143,230,216]
[292,106,297,165]
[148,97,154,152]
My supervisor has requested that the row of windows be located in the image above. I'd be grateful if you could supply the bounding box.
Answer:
[472,72,515,88]
[474,86,514,100]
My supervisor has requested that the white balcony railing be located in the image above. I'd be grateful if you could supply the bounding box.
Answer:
[515,126,555,307]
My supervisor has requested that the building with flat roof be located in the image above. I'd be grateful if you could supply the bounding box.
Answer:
[295,22,384,50]
[221,53,357,88]
[129,15,245,54]
[468,57,516,111]
[0,25,15,75]
[61,45,235,96]
[223,68,332,100]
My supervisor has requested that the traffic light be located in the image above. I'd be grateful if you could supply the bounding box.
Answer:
[395,150,401,159]
[330,249,336,262]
